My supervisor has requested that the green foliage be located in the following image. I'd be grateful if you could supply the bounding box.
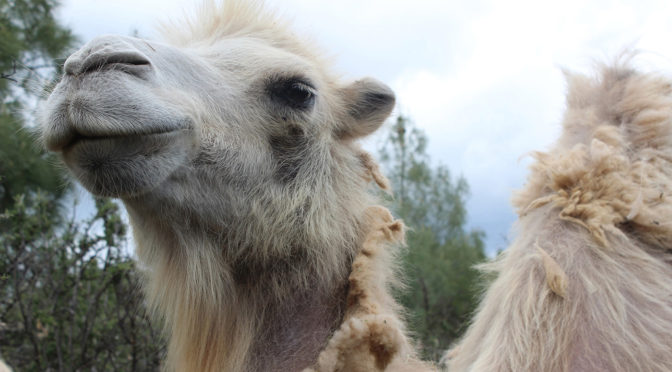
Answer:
[0,110,67,211]
[0,0,76,211]
[379,116,486,361]
[0,194,164,371]
[0,0,75,96]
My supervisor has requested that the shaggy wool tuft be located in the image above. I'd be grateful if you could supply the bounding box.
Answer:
[445,60,672,372]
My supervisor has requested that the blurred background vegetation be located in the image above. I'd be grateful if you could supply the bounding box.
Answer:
[380,116,486,360]
[0,0,487,369]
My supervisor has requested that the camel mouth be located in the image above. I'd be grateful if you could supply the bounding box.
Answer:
[63,130,182,151]
[42,88,195,152]
[63,131,182,159]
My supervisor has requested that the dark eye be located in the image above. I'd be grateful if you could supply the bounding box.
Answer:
[268,78,316,110]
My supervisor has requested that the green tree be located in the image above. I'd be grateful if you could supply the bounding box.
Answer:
[1,0,74,96]
[0,194,164,371]
[0,112,68,210]
[1,0,76,210]
[379,116,486,361]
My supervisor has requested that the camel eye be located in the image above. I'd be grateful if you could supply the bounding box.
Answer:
[268,78,316,110]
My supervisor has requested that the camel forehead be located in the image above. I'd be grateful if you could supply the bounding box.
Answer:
[203,37,321,80]
[161,2,332,93]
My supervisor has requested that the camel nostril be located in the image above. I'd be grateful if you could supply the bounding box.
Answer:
[67,51,151,76]
[81,52,151,75]
[64,53,83,76]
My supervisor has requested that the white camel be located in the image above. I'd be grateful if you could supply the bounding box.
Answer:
[40,1,434,371]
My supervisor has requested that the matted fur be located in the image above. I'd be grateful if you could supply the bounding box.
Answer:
[305,206,436,372]
[39,1,430,371]
[445,61,672,371]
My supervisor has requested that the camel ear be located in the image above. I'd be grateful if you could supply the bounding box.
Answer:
[338,78,395,139]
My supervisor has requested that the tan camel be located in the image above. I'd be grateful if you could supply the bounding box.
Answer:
[40,1,434,371]
[445,61,672,371]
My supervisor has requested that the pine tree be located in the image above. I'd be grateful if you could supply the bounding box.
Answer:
[0,0,77,210]
[379,116,486,360]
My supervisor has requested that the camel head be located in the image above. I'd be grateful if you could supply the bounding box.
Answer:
[40,2,395,277]
[41,8,393,197]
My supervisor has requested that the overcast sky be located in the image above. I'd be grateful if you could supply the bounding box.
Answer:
[57,0,672,253]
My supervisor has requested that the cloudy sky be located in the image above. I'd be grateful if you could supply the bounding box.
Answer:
[57,0,672,253]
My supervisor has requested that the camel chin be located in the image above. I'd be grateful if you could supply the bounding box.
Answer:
[62,131,193,197]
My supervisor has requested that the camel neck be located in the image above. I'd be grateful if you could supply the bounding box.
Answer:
[123,198,359,372]
[247,276,350,371]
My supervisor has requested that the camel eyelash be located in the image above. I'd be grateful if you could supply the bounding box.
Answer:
[267,76,317,111]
